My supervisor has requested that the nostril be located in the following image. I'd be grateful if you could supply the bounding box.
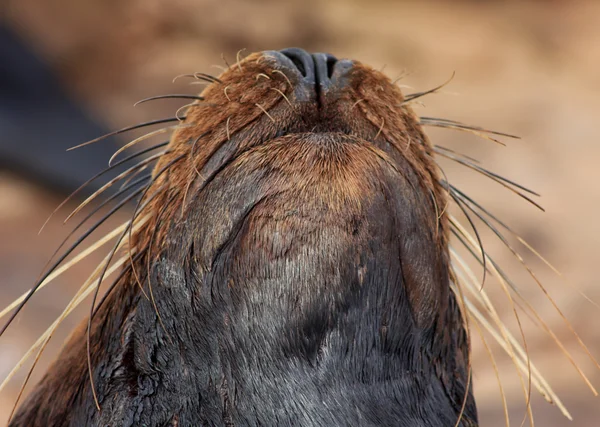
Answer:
[279,48,314,78]
[325,54,337,79]
[312,52,339,87]
[289,57,306,77]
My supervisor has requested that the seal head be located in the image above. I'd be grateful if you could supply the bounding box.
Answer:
[12,48,477,427]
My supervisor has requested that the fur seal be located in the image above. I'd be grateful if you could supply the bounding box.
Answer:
[3,48,591,426]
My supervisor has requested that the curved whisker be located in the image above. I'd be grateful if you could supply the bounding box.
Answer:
[134,94,205,106]
[3,251,134,422]
[85,189,161,410]
[51,175,152,264]
[448,191,487,287]
[0,221,136,322]
[452,185,600,308]
[67,118,184,151]
[468,309,510,427]
[0,181,151,338]
[92,248,148,317]
[194,72,222,84]
[108,125,183,165]
[67,153,165,222]
[172,73,222,85]
[401,71,455,104]
[437,150,544,211]
[421,117,520,139]
[449,224,534,424]
[452,187,600,371]
[433,145,481,164]
[39,142,169,235]
[451,219,598,399]
[437,147,540,197]
[86,155,186,408]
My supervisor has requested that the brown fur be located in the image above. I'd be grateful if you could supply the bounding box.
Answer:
[11,51,476,426]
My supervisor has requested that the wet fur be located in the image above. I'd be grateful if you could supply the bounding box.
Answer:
[11,53,477,426]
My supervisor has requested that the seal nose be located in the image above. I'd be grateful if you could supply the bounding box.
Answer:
[265,48,352,104]
[313,52,338,81]
[279,48,314,79]
[279,48,339,85]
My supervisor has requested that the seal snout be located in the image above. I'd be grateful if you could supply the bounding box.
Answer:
[265,48,353,104]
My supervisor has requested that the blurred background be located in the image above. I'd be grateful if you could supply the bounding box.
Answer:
[0,0,599,425]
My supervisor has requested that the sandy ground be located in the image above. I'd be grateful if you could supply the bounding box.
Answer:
[1,0,600,425]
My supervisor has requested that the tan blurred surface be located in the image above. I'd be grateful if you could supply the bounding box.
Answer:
[1,0,599,425]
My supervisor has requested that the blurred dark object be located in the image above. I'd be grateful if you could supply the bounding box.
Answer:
[0,24,115,195]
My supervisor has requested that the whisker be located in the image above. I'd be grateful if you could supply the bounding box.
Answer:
[194,72,222,84]
[468,307,510,427]
[110,158,188,377]
[188,81,211,87]
[172,73,221,85]
[45,175,152,281]
[236,48,246,71]
[452,214,536,426]
[271,70,292,89]
[119,164,150,191]
[461,296,545,423]
[352,99,365,109]
[430,123,508,146]
[3,251,133,422]
[421,117,520,139]
[0,221,138,321]
[190,131,211,178]
[123,155,187,305]
[451,247,550,402]
[451,218,597,402]
[452,187,600,373]
[125,188,172,301]
[86,189,161,410]
[38,141,169,235]
[436,150,545,211]
[108,126,183,166]
[66,154,164,222]
[0,181,150,337]
[448,185,597,309]
[220,53,231,70]
[67,118,183,151]
[225,117,231,141]
[449,236,535,425]
[448,191,487,287]
[255,103,275,123]
[270,87,292,107]
[92,248,148,317]
[1,215,150,416]
[426,153,451,236]
[375,117,385,139]
[133,191,177,313]
[450,262,473,427]
[433,145,481,164]
[401,71,455,104]
[84,151,179,408]
[142,193,178,346]
[134,95,205,106]
[436,148,540,197]
[175,103,209,121]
